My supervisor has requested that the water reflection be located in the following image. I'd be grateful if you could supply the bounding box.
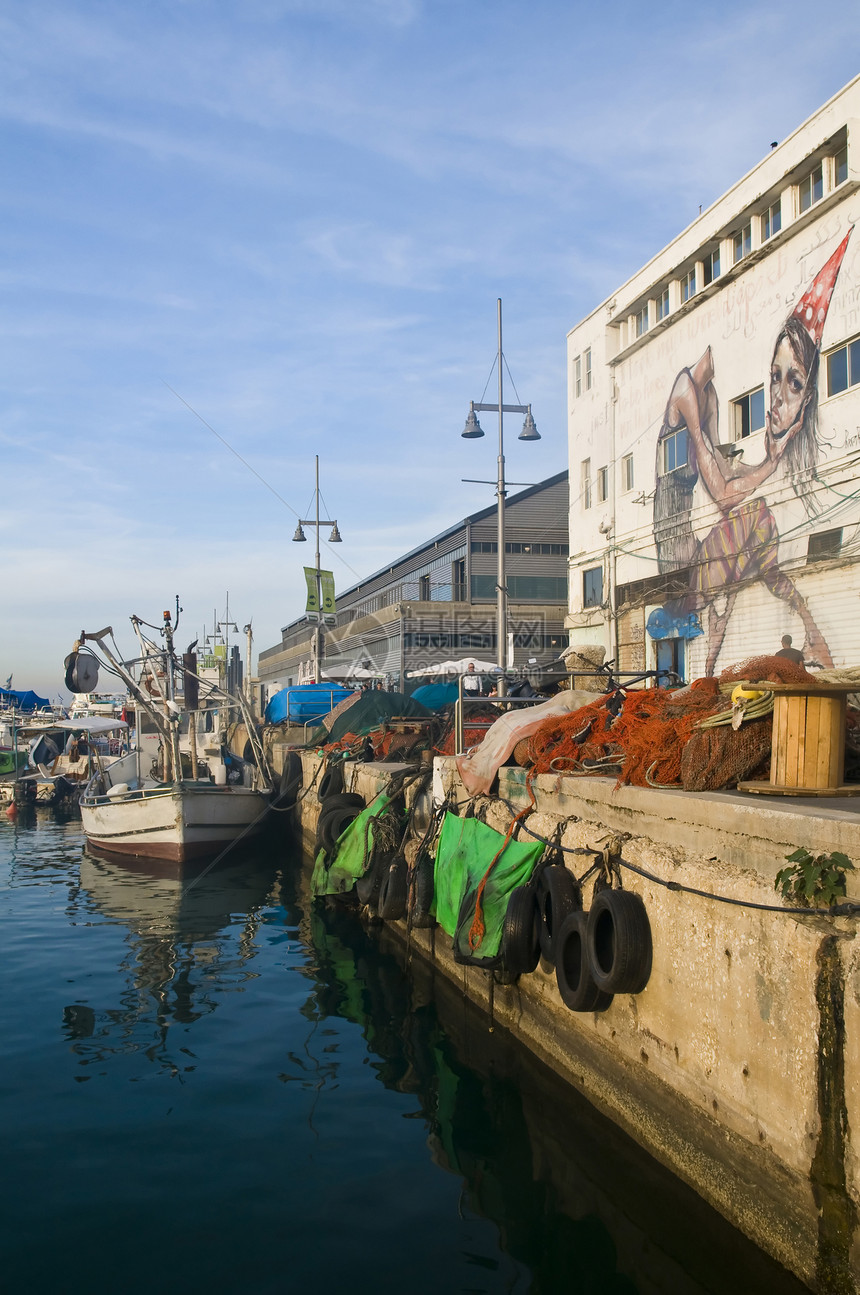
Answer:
[295,883,808,1295]
[1,812,807,1294]
[68,848,283,1077]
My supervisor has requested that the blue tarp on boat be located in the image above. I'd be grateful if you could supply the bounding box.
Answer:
[411,682,458,710]
[264,684,354,725]
[0,687,50,711]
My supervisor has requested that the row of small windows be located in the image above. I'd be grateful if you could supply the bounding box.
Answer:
[648,334,860,482]
[572,348,592,397]
[626,147,848,342]
[471,541,570,555]
[582,334,860,500]
[581,454,635,508]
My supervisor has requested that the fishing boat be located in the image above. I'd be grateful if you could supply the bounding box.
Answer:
[70,610,274,864]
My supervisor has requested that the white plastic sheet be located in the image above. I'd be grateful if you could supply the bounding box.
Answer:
[455,689,598,796]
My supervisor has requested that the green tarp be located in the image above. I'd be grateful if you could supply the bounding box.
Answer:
[312,691,433,745]
[311,792,397,898]
[434,812,543,964]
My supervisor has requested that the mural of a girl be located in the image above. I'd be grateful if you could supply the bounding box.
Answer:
[652,230,852,675]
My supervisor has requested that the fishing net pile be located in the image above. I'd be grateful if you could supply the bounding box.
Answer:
[435,703,499,757]
[523,656,819,792]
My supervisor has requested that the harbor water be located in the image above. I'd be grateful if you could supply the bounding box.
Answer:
[0,809,808,1295]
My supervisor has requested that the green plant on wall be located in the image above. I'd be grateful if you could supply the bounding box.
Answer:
[774,847,855,907]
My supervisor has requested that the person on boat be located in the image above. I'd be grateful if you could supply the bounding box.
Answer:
[462,663,483,695]
[652,231,851,675]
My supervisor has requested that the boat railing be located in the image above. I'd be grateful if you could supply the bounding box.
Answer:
[453,682,549,756]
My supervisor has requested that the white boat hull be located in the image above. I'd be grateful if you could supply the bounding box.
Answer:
[80,782,272,864]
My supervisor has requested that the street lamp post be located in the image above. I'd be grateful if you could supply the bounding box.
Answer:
[292,454,342,684]
[462,298,539,680]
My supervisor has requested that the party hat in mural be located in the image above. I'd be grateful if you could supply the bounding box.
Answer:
[791,228,853,345]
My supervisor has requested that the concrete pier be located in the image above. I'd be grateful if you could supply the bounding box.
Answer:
[295,749,860,1290]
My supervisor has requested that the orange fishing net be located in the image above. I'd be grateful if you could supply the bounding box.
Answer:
[718,655,810,685]
[527,679,725,787]
[369,729,428,761]
[524,656,827,790]
[436,704,499,757]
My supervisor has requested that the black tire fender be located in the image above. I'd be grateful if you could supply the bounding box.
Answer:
[279,751,302,803]
[537,864,581,963]
[501,886,540,977]
[316,802,363,853]
[320,791,365,813]
[555,911,614,1012]
[378,856,408,920]
[356,853,390,909]
[318,762,344,801]
[409,852,436,928]
[410,788,433,836]
[586,889,652,995]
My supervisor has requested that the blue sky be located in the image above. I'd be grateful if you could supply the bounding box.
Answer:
[3,0,859,697]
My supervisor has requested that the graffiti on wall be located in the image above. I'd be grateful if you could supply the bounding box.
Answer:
[649,230,853,675]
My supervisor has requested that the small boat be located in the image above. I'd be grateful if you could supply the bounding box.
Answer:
[1,707,60,790]
[0,720,28,778]
[17,716,130,806]
[70,609,274,865]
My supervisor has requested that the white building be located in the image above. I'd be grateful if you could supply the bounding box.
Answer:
[566,75,860,681]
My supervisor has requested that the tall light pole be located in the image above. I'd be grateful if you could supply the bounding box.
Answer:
[462,298,539,675]
[292,454,342,684]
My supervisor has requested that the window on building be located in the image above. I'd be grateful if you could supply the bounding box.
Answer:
[660,427,688,475]
[807,528,843,562]
[835,146,848,187]
[507,575,568,600]
[732,387,765,439]
[622,454,634,492]
[585,348,593,390]
[597,465,608,502]
[581,458,592,509]
[733,222,752,264]
[798,163,823,213]
[574,355,582,398]
[827,337,860,395]
[582,566,603,608]
[452,558,466,602]
[680,269,696,303]
[702,248,721,286]
[635,305,649,338]
[762,199,782,242]
[656,287,669,322]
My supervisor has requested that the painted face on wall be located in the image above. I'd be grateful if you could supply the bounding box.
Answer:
[769,336,809,440]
